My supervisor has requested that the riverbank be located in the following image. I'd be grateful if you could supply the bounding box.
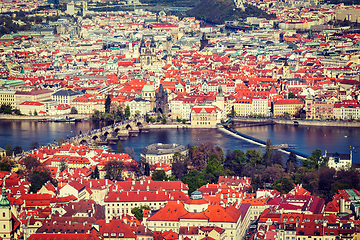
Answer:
[233,118,360,128]
[0,114,91,120]
[274,119,360,127]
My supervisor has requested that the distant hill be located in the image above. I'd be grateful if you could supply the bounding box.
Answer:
[186,0,275,25]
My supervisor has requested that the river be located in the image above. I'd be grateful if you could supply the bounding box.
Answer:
[0,120,359,163]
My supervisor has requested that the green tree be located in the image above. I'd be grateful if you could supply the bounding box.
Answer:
[246,149,263,167]
[34,110,38,116]
[182,169,207,194]
[14,108,21,115]
[229,106,236,117]
[286,152,298,172]
[13,145,23,156]
[202,154,224,183]
[104,160,124,181]
[70,107,78,114]
[91,110,102,121]
[6,143,12,156]
[182,119,186,124]
[105,95,111,113]
[301,149,322,170]
[125,105,130,119]
[91,165,100,179]
[152,170,168,181]
[224,149,246,176]
[176,116,182,122]
[117,141,123,153]
[0,156,15,171]
[262,139,274,166]
[161,115,167,124]
[131,205,150,221]
[156,114,162,122]
[288,92,295,99]
[272,176,294,194]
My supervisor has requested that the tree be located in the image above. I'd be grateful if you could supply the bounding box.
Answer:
[124,147,136,160]
[229,106,236,117]
[6,143,12,156]
[57,137,65,146]
[125,105,130,119]
[272,152,283,165]
[286,152,298,172]
[202,154,224,183]
[190,142,223,171]
[176,116,182,122]
[0,156,15,171]
[272,176,294,194]
[182,169,207,194]
[301,149,322,170]
[224,149,246,176]
[131,205,150,221]
[262,139,274,167]
[91,165,100,179]
[105,95,111,113]
[29,141,39,150]
[91,110,102,122]
[59,160,67,172]
[13,145,23,156]
[23,156,41,172]
[117,141,123,153]
[172,159,188,180]
[14,108,21,115]
[152,170,168,181]
[28,169,55,193]
[34,110,38,116]
[161,115,167,124]
[70,107,78,114]
[104,160,124,181]
[288,92,295,99]
[182,119,186,124]
[246,149,263,167]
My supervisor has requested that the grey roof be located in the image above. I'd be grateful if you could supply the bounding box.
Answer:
[326,153,351,160]
[140,143,187,155]
[53,89,82,97]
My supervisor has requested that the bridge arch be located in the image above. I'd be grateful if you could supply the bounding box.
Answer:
[125,124,132,130]
[136,122,143,127]
[92,135,99,141]
[80,139,88,145]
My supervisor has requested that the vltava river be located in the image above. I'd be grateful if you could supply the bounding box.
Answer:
[0,120,359,163]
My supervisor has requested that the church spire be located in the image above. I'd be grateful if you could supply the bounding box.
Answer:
[0,179,10,208]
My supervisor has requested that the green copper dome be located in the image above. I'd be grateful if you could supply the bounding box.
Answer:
[142,81,155,92]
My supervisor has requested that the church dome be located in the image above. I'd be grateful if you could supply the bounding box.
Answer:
[142,81,155,92]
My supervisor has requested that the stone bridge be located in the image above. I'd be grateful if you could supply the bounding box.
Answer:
[72,118,149,146]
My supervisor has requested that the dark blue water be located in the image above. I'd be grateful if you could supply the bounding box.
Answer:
[0,120,359,163]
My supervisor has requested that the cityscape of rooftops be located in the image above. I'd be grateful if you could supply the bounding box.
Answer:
[1,0,360,239]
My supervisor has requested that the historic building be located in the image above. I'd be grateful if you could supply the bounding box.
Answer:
[140,143,188,165]
[155,84,169,116]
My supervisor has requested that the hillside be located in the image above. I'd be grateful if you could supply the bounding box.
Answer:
[186,0,275,25]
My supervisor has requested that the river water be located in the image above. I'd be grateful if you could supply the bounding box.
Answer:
[0,120,359,163]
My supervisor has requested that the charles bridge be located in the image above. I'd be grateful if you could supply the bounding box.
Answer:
[72,118,149,146]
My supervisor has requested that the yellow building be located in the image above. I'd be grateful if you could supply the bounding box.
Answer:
[234,98,253,116]
[273,99,304,117]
